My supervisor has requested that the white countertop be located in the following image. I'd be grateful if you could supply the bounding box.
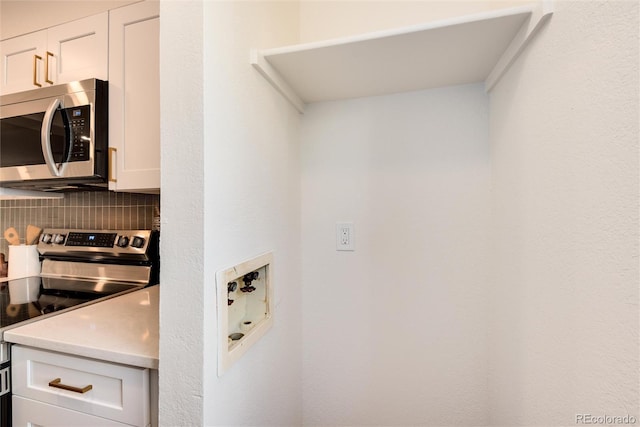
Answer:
[4,285,159,369]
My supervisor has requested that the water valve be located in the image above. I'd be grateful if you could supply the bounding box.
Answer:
[227,281,238,293]
[227,281,238,305]
[240,271,259,293]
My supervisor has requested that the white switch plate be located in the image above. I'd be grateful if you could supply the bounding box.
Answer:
[336,222,355,251]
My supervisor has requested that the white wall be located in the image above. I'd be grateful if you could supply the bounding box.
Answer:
[488,1,639,425]
[159,0,205,425]
[298,0,527,42]
[301,84,491,426]
[161,1,302,425]
[201,1,302,426]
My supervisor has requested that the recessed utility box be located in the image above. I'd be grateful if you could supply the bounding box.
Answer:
[216,252,273,376]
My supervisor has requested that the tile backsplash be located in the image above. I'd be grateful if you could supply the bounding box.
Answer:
[0,191,159,255]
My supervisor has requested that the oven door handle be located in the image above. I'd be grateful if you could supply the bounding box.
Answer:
[41,97,71,177]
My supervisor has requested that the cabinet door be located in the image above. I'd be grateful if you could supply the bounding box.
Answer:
[109,2,160,192]
[46,12,108,86]
[0,31,47,95]
[13,396,127,427]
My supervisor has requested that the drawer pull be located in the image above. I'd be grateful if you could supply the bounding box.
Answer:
[48,378,93,394]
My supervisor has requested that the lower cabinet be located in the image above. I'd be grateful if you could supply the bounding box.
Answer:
[11,345,151,427]
[13,396,127,426]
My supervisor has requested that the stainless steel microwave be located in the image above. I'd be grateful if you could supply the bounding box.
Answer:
[0,79,108,191]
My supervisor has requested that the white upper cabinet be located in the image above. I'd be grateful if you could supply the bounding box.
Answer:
[108,1,160,193]
[0,13,108,95]
[46,13,108,86]
[0,31,47,95]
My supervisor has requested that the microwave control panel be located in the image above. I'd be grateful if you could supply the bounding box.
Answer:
[67,105,91,162]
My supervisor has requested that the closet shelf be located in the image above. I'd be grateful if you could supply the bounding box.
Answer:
[251,1,553,113]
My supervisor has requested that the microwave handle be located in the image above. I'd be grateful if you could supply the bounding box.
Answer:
[41,98,69,177]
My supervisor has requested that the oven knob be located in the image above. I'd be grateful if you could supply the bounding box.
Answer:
[117,236,130,248]
[41,233,52,244]
[131,236,146,248]
[53,234,66,245]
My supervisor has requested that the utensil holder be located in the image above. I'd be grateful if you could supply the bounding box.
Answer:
[7,245,41,279]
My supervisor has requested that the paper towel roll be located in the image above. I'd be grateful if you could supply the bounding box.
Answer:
[7,245,41,279]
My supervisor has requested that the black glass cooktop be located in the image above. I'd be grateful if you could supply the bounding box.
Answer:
[0,276,140,332]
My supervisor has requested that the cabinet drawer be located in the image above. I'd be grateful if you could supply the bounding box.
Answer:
[12,346,149,426]
[13,396,128,426]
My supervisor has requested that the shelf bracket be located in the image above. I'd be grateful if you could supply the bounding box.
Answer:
[485,0,554,92]
[250,49,305,114]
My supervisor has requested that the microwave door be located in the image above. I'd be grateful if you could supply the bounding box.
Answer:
[0,102,70,178]
[41,98,72,177]
[0,114,46,168]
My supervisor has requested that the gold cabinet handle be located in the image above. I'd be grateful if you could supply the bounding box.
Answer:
[48,378,93,394]
[45,51,54,84]
[108,147,117,182]
[33,55,42,87]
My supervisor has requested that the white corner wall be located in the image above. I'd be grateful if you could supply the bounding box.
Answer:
[201,1,302,426]
[301,84,491,426]
[159,0,205,425]
[488,1,639,425]
[160,1,301,426]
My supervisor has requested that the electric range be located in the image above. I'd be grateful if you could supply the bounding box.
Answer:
[0,228,159,426]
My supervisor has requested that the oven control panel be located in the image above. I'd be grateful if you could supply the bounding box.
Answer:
[38,229,154,258]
